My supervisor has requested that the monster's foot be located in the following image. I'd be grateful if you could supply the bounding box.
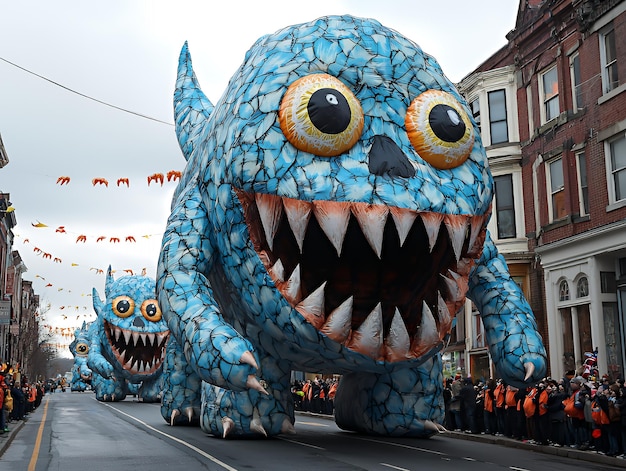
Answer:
[200,382,294,438]
[92,375,127,402]
[160,336,202,425]
[334,357,445,437]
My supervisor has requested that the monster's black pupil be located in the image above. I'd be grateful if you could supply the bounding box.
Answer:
[117,300,131,313]
[429,104,466,142]
[145,304,158,317]
[308,88,351,134]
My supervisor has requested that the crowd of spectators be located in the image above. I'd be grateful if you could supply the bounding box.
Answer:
[443,373,626,457]
[291,377,338,415]
[1,366,46,436]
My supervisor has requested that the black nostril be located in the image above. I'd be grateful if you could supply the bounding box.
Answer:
[368,135,414,178]
[133,317,145,328]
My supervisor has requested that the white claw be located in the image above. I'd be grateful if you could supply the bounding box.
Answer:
[185,407,194,423]
[436,423,447,432]
[251,409,267,437]
[281,418,296,435]
[222,416,235,438]
[170,409,180,426]
[423,420,439,432]
[524,362,535,381]
[240,351,258,370]
[246,375,269,395]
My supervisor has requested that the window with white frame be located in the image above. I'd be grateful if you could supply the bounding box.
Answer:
[470,97,481,133]
[569,53,583,111]
[488,89,508,145]
[540,66,560,123]
[493,174,516,239]
[607,133,626,202]
[576,151,589,216]
[600,23,619,94]
[547,157,566,221]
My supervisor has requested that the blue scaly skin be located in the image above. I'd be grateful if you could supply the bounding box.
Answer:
[157,15,547,438]
[87,267,169,402]
[69,321,93,392]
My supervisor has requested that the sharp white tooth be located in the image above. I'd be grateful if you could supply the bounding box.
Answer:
[296,282,326,329]
[420,213,443,252]
[444,215,469,262]
[124,358,134,370]
[283,197,312,252]
[385,308,411,361]
[146,333,155,348]
[412,301,439,356]
[282,264,302,304]
[346,303,383,359]
[448,269,469,300]
[157,332,168,347]
[132,331,140,346]
[321,296,353,343]
[352,203,388,258]
[390,206,418,246]
[312,201,350,257]
[114,328,122,342]
[268,258,285,282]
[440,273,462,302]
[256,193,283,251]
[437,291,452,336]
[467,215,487,256]
[123,330,132,345]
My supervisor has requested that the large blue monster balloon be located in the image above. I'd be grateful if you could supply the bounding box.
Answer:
[157,15,547,438]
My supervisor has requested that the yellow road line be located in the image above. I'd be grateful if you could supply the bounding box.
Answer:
[28,395,50,471]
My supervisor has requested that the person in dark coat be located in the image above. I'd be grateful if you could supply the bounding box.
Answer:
[459,377,478,433]
[10,382,25,421]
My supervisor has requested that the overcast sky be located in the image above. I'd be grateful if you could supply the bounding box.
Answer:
[0,0,519,351]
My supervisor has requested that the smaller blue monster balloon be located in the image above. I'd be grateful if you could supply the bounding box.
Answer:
[69,321,93,392]
[87,267,169,402]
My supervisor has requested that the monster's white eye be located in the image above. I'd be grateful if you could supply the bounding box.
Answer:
[112,295,135,318]
[140,299,162,322]
[76,342,89,356]
[405,90,474,169]
[279,73,364,157]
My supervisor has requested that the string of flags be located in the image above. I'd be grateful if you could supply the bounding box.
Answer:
[55,170,182,187]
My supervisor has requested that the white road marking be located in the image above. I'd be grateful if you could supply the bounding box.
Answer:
[510,467,531,471]
[349,436,446,455]
[277,437,326,450]
[380,463,410,471]
[97,400,238,471]
[295,420,329,427]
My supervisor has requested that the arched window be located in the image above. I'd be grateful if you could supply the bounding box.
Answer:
[559,279,570,301]
[576,277,589,298]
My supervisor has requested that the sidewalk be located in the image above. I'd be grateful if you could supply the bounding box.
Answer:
[297,411,626,468]
[0,416,27,457]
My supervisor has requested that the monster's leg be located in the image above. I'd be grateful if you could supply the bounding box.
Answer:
[137,378,161,403]
[200,354,294,438]
[91,373,127,402]
[161,334,201,425]
[334,355,445,437]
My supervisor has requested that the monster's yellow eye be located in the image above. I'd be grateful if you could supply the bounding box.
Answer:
[279,73,363,157]
[76,342,89,356]
[405,90,474,169]
[112,295,135,318]
[140,299,162,322]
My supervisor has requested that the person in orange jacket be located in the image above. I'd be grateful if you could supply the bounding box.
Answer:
[482,379,497,435]
[493,379,506,436]
[533,381,550,445]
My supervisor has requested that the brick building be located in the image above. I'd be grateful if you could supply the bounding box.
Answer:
[456,0,626,381]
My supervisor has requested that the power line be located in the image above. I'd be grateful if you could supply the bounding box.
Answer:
[0,56,174,126]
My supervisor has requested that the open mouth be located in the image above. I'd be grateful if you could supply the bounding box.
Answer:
[236,190,487,363]
[104,321,169,375]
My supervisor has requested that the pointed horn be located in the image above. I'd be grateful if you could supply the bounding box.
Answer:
[174,42,214,161]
